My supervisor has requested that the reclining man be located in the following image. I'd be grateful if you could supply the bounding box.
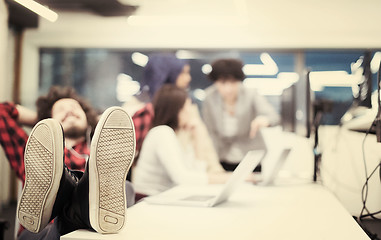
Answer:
[0,86,135,240]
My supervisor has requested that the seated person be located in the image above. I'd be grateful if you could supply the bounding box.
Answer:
[0,86,135,240]
[124,53,224,174]
[202,58,280,171]
[132,84,231,196]
[124,53,191,156]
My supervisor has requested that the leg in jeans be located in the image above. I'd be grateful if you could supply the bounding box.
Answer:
[18,222,60,240]
[17,119,78,234]
[87,106,135,233]
[17,107,136,239]
[58,106,136,234]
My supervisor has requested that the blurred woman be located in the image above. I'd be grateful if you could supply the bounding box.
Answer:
[132,85,230,196]
[124,53,191,155]
[125,53,224,180]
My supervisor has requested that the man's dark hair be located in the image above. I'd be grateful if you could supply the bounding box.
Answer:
[152,84,188,130]
[36,86,99,136]
[208,58,245,82]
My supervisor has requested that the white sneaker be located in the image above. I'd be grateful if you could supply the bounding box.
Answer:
[88,107,135,233]
[17,119,64,233]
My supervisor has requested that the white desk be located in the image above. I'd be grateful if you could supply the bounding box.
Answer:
[61,183,370,240]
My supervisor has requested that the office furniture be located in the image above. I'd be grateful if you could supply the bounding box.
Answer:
[61,183,370,240]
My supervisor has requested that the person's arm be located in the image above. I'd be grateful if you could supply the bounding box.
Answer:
[131,103,154,155]
[187,104,225,173]
[0,102,28,181]
[251,90,280,126]
[249,90,281,138]
[153,126,209,185]
[201,93,222,153]
[15,104,38,127]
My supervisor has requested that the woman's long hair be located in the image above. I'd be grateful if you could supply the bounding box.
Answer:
[151,84,188,130]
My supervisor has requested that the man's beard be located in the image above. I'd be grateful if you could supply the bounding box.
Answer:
[64,126,87,139]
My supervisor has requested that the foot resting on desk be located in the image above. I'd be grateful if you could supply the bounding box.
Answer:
[88,106,135,233]
[17,107,136,236]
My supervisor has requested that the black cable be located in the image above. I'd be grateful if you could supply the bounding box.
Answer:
[359,119,373,215]
[359,118,381,220]
[360,209,381,219]
[376,60,381,143]
[356,118,381,239]
[360,161,381,220]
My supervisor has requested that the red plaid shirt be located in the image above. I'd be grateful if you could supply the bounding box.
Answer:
[132,103,154,155]
[0,102,89,236]
[0,102,28,182]
[0,100,154,180]
[0,102,89,183]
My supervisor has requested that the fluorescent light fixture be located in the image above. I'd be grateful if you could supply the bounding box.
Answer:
[277,72,299,87]
[131,52,148,67]
[176,50,201,59]
[127,15,247,27]
[13,0,58,22]
[243,72,299,96]
[351,58,363,73]
[117,0,140,5]
[243,53,278,76]
[371,52,381,74]
[309,71,356,92]
[116,73,141,102]
[201,64,212,75]
[243,78,282,95]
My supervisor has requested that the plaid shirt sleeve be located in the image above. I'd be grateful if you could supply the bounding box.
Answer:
[0,102,28,182]
[64,141,89,172]
[132,103,154,154]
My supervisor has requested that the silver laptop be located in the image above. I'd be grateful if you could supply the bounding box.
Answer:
[144,150,265,207]
[258,148,291,186]
[257,127,292,186]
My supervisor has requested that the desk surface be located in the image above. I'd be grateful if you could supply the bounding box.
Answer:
[61,183,369,240]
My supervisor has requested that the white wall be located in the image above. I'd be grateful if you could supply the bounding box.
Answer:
[0,0,10,102]
[0,0,12,208]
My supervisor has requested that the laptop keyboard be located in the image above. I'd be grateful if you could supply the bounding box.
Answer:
[181,195,215,202]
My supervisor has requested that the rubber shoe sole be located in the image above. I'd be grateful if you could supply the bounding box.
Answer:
[89,107,135,234]
[17,119,64,233]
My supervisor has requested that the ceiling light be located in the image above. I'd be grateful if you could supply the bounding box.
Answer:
[176,50,201,59]
[13,0,58,22]
[201,64,212,75]
[243,53,279,76]
[371,52,381,74]
[242,72,299,96]
[131,52,148,67]
[127,15,247,27]
[116,73,140,102]
[309,71,356,91]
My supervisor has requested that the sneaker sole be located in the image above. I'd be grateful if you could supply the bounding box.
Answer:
[17,119,64,233]
[89,107,135,233]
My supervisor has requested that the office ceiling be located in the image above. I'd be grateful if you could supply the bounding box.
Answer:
[6,0,138,28]
[36,0,138,17]
[7,0,381,49]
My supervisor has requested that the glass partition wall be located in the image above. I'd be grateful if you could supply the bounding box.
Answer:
[39,49,378,135]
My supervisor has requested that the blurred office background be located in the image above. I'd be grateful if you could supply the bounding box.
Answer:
[1,0,381,239]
